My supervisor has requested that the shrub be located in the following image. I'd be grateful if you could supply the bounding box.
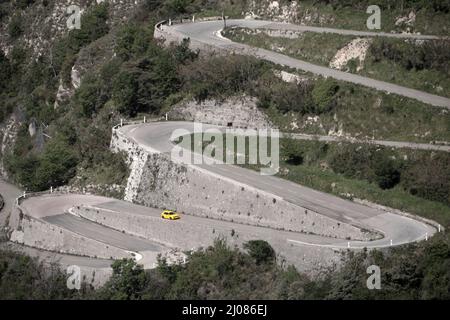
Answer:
[243,240,276,265]
[282,139,304,165]
[115,23,152,61]
[181,55,267,101]
[373,157,401,190]
[253,74,314,114]
[74,76,104,117]
[312,78,339,113]
[34,138,78,190]
[402,153,450,205]
[112,69,139,116]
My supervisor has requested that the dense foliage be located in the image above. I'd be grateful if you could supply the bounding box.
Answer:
[281,140,450,205]
[313,0,450,12]
[0,249,80,299]
[96,236,450,300]
[370,38,450,74]
[4,235,448,300]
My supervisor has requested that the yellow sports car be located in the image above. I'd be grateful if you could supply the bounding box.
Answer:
[161,210,181,220]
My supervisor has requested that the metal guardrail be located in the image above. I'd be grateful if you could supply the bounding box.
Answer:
[16,190,50,206]
[155,15,227,30]
[112,116,163,131]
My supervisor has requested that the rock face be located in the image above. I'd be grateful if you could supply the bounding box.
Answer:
[0,0,144,59]
[329,38,372,72]
[245,0,334,25]
[274,70,309,84]
[0,112,23,179]
[168,96,273,129]
[395,11,417,27]
[1,1,140,110]
[247,0,299,22]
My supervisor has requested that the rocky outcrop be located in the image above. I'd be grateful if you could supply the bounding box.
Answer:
[0,111,23,179]
[168,96,272,129]
[329,38,372,72]
[246,0,299,22]
[0,0,144,59]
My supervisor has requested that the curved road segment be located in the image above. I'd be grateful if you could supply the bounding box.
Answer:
[163,19,450,109]
[118,121,438,249]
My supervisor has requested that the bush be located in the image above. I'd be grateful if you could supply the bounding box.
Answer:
[253,74,314,114]
[370,38,450,74]
[34,138,78,190]
[373,157,401,190]
[0,249,78,299]
[312,78,339,113]
[181,55,267,101]
[282,139,304,165]
[98,259,150,300]
[52,3,110,81]
[74,75,105,117]
[402,153,450,205]
[328,144,373,179]
[115,23,153,61]
[112,68,140,116]
[243,240,276,265]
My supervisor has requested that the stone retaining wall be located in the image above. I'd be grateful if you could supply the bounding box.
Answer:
[8,205,131,260]
[73,205,342,274]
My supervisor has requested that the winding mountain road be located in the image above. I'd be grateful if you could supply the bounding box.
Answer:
[117,121,438,249]
[161,19,450,109]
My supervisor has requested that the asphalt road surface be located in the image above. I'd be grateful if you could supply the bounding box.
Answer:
[284,133,450,153]
[20,194,168,268]
[165,19,450,109]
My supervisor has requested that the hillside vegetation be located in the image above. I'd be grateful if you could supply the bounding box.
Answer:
[1,236,449,300]
[0,0,449,301]
[224,28,450,98]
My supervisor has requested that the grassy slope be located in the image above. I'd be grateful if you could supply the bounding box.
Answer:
[293,1,450,36]
[263,80,450,143]
[224,28,450,98]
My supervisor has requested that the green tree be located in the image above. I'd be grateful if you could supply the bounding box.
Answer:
[34,138,78,190]
[74,76,103,117]
[115,24,152,61]
[98,259,150,300]
[112,69,139,116]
